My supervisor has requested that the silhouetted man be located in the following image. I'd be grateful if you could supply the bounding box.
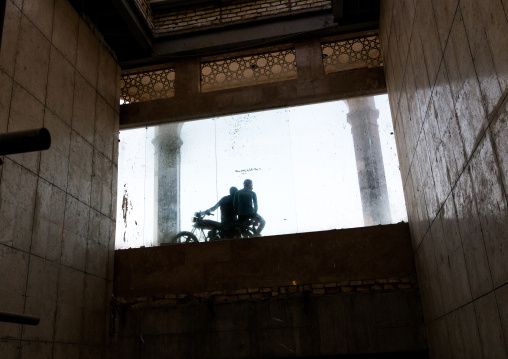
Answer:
[233,179,265,235]
[204,186,238,228]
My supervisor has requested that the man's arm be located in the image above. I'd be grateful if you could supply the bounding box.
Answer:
[205,201,221,214]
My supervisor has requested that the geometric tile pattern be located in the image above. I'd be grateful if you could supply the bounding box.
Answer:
[120,68,175,104]
[201,49,297,92]
[321,35,383,74]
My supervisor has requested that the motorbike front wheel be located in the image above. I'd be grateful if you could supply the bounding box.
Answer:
[172,231,198,244]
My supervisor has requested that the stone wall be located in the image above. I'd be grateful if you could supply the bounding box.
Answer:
[0,0,120,357]
[380,0,508,357]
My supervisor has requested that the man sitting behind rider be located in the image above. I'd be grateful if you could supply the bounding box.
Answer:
[204,187,238,229]
[233,179,266,235]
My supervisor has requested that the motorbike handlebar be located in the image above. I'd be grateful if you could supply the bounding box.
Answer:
[196,211,214,217]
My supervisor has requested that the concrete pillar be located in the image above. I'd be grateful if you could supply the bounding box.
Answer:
[152,123,183,244]
[295,39,325,82]
[346,97,391,225]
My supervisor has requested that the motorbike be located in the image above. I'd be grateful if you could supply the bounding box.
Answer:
[172,211,259,244]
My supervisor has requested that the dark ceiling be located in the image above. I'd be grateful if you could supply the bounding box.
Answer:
[148,0,221,11]
[68,0,380,69]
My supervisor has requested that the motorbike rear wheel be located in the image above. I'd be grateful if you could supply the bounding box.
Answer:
[240,227,256,238]
[172,231,198,244]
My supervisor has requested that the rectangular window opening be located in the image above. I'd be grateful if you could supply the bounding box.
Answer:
[116,94,407,249]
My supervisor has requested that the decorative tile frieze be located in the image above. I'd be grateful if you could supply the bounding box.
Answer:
[200,49,297,92]
[120,68,175,104]
[321,35,383,74]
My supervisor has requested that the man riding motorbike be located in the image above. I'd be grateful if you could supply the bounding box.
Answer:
[233,179,266,235]
[203,186,238,236]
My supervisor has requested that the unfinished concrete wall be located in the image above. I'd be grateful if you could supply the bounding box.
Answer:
[0,0,120,357]
[112,223,426,358]
[380,0,508,357]
[113,290,425,359]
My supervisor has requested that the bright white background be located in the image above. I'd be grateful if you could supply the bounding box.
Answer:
[116,95,407,249]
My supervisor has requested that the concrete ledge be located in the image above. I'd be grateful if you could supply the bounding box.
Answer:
[114,222,415,297]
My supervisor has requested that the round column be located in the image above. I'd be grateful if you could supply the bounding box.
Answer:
[346,97,391,226]
[152,124,183,245]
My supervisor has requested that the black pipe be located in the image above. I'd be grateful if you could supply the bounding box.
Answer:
[0,128,51,156]
[0,311,40,325]
[0,0,6,53]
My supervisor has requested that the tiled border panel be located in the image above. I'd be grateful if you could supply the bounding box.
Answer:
[201,49,297,92]
[120,67,175,103]
[322,35,383,74]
